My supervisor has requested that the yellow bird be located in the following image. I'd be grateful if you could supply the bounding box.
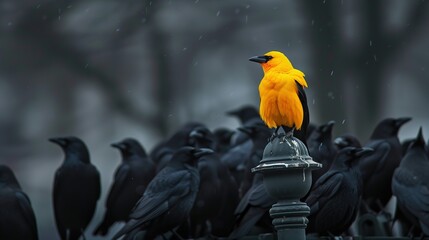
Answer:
[249,51,309,143]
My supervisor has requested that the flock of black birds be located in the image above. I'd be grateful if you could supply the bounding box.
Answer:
[1,105,429,240]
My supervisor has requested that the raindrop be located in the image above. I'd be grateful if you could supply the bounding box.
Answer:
[168,114,173,118]
[116,28,120,32]
[342,119,346,124]
[373,55,377,62]
[323,0,326,3]
[84,64,89,69]
[369,40,372,46]
[327,92,335,100]
[36,4,41,9]
[7,22,12,26]
[194,0,199,3]
[67,5,72,9]
[245,4,250,9]
[245,15,248,24]
[198,35,203,40]
[330,70,334,76]
[311,20,315,26]
[312,99,315,105]
[216,10,220,17]
[183,47,187,51]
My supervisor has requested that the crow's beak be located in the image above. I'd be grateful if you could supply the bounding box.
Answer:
[226,109,239,116]
[111,142,126,150]
[334,137,347,148]
[189,130,204,139]
[322,121,335,133]
[355,147,374,157]
[238,126,252,135]
[193,148,214,158]
[395,117,412,128]
[49,138,66,147]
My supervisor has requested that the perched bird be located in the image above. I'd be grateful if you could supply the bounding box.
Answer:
[50,137,101,240]
[182,141,239,238]
[188,125,216,150]
[0,165,38,240]
[226,105,263,146]
[93,138,156,236]
[401,138,414,157]
[112,147,213,240]
[236,122,272,197]
[306,123,317,141]
[306,147,373,236]
[229,174,275,239]
[334,134,362,150]
[249,51,309,144]
[359,117,411,211]
[392,128,429,237]
[307,121,337,188]
[220,131,254,187]
[188,125,239,238]
[212,127,235,154]
[204,154,240,238]
[150,122,204,172]
[227,105,261,126]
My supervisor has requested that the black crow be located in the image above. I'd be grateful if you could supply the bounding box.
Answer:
[50,136,101,240]
[334,134,362,149]
[183,150,239,238]
[236,122,271,198]
[0,165,38,240]
[229,174,276,239]
[93,138,156,236]
[182,127,239,238]
[212,127,235,153]
[188,125,216,150]
[360,117,411,210]
[306,123,317,141]
[150,122,204,172]
[220,132,254,188]
[392,128,429,237]
[226,105,264,146]
[307,121,337,188]
[112,147,213,240]
[226,105,261,126]
[306,147,373,236]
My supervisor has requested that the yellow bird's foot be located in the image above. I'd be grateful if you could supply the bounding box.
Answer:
[269,127,294,142]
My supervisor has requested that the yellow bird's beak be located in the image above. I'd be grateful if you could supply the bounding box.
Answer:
[249,55,270,63]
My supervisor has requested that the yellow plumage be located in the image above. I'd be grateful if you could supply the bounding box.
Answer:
[251,51,308,130]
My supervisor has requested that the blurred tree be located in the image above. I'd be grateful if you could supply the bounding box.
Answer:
[301,0,429,138]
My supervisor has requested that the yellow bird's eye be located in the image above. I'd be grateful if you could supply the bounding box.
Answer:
[265,56,273,61]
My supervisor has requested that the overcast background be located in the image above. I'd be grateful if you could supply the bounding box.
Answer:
[1,0,429,239]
